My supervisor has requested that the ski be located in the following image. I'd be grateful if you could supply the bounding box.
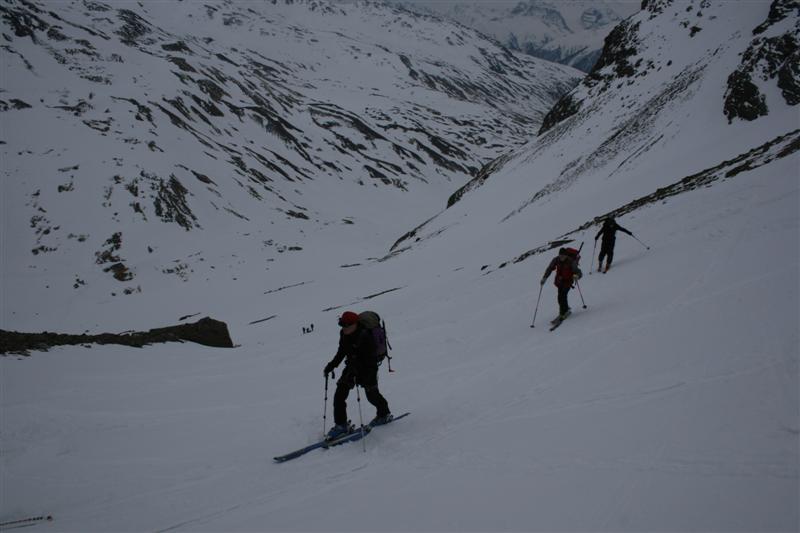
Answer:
[273,412,410,463]
[272,439,329,463]
[549,311,571,331]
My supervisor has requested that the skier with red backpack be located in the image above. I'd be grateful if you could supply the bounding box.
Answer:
[541,247,583,323]
[323,311,392,441]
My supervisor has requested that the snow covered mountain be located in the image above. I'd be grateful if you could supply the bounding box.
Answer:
[2,0,798,531]
[390,0,799,273]
[1,0,580,328]
[381,0,641,71]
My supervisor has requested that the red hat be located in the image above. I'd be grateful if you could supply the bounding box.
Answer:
[338,311,359,327]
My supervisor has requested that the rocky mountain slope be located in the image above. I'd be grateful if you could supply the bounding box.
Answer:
[1,0,580,330]
[388,0,798,272]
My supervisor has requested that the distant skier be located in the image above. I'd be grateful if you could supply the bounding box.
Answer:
[594,217,633,273]
[541,248,582,322]
[323,311,392,440]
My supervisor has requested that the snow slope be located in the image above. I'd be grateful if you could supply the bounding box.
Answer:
[2,0,798,531]
[0,0,580,333]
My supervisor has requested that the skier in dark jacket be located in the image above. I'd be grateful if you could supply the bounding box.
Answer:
[323,311,392,440]
[594,217,633,273]
[541,248,582,321]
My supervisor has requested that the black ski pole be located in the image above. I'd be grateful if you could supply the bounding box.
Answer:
[632,234,650,250]
[575,279,588,309]
[590,238,598,274]
[530,283,544,328]
[323,374,329,436]
[355,385,366,453]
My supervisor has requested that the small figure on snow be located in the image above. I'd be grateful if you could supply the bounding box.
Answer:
[323,311,392,440]
[594,217,633,273]
[541,248,582,322]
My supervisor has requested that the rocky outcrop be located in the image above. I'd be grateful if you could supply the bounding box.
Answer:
[539,17,641,134]
[723,0,799,122]
[1,317,234,355]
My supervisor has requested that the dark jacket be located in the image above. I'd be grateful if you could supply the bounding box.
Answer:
[328,326,378,375]
[595,220,632,245]
[543,255,582,289]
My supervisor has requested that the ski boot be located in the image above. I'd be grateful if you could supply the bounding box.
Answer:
[369,413,394,427]
[325,422,354,441]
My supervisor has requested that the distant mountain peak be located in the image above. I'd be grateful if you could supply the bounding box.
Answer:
[380,0,640,72]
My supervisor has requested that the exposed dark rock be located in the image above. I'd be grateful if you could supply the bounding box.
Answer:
[641,0,671,17]
[538,17,640,135]
[0,98,32,111]
[1,2,48,41]
[115,8,151,46]
[83,1,112,13]
[191,170,216,185]
[196,78,228,102]
[95,231,122,264]
[111,96,153,122]
[285,209,309,219]
[53,100,92,116]
[168,56,196,72]
[152,174,197,230]
[104,261,132,281]
[538,93,581,135]
[724,70,769,122]
[724,3,799,122]
[0,316,234,355]
[778,50,800,104]
[161,40,192,53]
[447,152,512,207]
[588,19,640,84]
[754,0,799,35]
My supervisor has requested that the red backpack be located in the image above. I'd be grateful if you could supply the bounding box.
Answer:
[555,247,580,286]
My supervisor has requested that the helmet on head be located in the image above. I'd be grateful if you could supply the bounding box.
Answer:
[338,311,359,327]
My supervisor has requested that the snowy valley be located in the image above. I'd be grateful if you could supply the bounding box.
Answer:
[381,0,640,72]
[1,0,798,531]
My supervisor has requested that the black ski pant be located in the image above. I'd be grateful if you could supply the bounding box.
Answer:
[598,240,615,267]
[333,364,390,426]
[557,285,571,316]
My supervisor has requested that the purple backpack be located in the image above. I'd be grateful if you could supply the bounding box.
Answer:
[358,311,389,362]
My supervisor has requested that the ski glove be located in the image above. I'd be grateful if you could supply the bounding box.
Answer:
[324,362,336,376]
[540,277,546,286]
